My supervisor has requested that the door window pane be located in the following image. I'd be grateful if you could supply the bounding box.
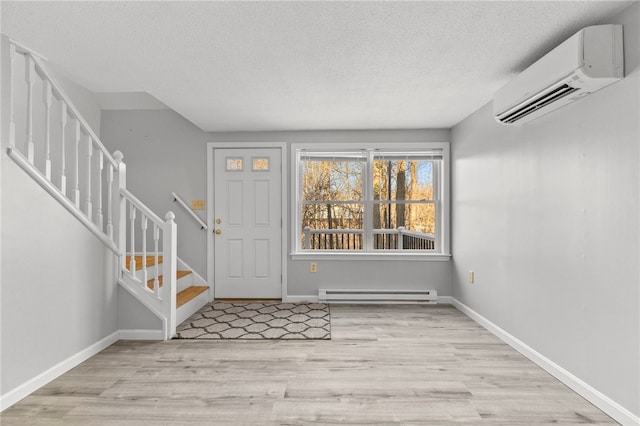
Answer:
[252,158,269,171]
[226,158,243,171]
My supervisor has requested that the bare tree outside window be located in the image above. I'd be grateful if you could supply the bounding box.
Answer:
[301,158,364,249]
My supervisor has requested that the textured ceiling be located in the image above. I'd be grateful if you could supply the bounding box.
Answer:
[1,1,632,132]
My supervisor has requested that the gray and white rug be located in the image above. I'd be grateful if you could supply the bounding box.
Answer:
[175,302,331,340]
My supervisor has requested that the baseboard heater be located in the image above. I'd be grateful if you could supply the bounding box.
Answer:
[318,289,438,304]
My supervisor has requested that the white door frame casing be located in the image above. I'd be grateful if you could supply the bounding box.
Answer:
[206,142,288,300]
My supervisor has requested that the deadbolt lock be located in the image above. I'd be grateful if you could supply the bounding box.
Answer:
[215,218,222,224]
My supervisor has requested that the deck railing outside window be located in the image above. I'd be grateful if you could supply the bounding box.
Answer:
[303,227,435,251]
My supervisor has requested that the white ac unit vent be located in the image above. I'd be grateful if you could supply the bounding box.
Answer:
[494,24,623,125]
[318,289,438,304]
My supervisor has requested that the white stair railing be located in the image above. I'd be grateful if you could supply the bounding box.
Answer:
[3,35,121,254]
[119,188,177,340]
[1,34,179,339]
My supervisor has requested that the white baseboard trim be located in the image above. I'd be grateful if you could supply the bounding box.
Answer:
[283,295,319,303]
[438,295,454,304]
[0,328,169,412]
[0,330,120,412]
[118,329,164,340]
[450,297,639,426]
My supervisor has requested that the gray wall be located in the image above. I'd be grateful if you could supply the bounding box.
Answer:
[450,3,639,417]
[100,112,453,297]
[45,63,102,133]
[99,110,210,275]
[1,61,118,398]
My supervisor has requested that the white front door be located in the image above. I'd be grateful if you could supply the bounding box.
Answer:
[213,148,282,299]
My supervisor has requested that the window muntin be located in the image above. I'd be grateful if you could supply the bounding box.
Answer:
[295,148,446,254]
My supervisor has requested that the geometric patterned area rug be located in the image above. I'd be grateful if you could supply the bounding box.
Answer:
[175,302,331,340]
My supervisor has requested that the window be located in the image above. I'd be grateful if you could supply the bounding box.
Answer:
[293,144,450,257]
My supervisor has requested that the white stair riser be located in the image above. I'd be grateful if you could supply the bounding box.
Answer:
[176,290,209,325]
[126,266,162,282]
[176,274,193,293]
[127,261,193,293]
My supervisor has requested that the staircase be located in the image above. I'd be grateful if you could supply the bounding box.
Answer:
[126,255,209,324]
[1,34,210,340]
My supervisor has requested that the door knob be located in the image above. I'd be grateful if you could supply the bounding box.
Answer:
[215,229,222,235]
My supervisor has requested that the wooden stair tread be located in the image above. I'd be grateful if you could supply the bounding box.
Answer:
[177,286,208,308]
[146,270,192,290]
[126,255,163,271]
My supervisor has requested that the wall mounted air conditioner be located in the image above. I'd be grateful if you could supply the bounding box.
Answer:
[493,25,623,125]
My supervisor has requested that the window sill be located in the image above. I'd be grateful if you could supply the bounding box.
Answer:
[290,252,451,261]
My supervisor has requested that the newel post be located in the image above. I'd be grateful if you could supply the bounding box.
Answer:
[113,151,127,274]
[162,211,177,340]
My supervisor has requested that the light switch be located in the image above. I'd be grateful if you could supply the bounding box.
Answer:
[191,199,205,210]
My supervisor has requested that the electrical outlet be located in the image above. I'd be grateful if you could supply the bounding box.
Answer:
[468,271,475,284]
[310,262,317,273]
[191,199,205,210]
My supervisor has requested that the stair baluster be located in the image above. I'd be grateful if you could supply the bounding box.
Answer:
[73,118,81,208]
[141,215,148,288]
[43,80,52,180]
[115,151,126,272]
[85,135,92,219]
[153,223,161,299]
[97,150,104,231]
[129,204,137,277]
[4,40,16,148]
[108,153,121,241]
[60,103,67,196]
[24,54,35,164]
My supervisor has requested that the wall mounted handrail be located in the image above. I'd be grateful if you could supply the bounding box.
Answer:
[171,192,208,230]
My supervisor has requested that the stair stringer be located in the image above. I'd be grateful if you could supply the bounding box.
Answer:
[118,274,166,324]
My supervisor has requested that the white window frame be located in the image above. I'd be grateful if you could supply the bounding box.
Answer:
[290,142,451,261]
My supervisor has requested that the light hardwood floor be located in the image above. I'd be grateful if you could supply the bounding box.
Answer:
[1,305,616,425]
